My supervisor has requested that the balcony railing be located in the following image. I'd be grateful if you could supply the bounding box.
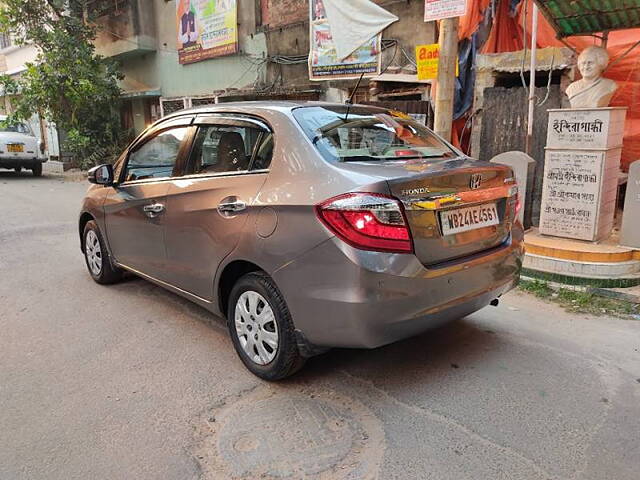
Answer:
[87,0,131,18]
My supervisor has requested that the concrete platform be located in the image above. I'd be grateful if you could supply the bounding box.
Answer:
[523,228,640,287]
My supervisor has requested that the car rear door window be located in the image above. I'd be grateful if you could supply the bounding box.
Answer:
[124,127,189,182]
[188,124,272,175]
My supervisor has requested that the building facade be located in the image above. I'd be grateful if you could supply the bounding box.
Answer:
[93,0,436,134]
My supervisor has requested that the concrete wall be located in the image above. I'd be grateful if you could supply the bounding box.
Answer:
[0,44,38,75]
[100,0,268,99]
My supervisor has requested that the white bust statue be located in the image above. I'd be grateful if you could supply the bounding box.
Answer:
[565,46,618,108]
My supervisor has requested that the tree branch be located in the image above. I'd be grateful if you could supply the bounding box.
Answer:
[44,0,63,20]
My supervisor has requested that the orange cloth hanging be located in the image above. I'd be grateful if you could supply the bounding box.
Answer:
[481,0,528,53]
[458,0,491,40]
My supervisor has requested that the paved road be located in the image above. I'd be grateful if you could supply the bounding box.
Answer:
[1,172,639,480]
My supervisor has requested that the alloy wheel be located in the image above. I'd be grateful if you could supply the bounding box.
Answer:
[234,291,279,365]
[85,230,102,276]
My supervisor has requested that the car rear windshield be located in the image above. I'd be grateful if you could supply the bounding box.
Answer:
[0,122,30,134]
[292,106,457,163]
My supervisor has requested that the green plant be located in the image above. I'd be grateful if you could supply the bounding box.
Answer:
[0,0,124,169]
[519,279,639,318]
[519,279,553,299]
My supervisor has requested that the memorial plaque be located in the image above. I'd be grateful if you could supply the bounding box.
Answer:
[546,108,626,150]
[539,150,603,240]
[620,161,640,248]
[541,107,625,242]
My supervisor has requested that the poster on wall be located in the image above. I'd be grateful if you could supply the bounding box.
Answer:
[424,0,467,22]
[176,0,238,65]
[308,0,382,81]
[415,43,458,80]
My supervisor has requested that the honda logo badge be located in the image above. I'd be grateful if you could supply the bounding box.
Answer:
[469,173,482,190]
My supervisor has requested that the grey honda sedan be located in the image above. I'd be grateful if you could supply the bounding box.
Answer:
[79,102,524,380]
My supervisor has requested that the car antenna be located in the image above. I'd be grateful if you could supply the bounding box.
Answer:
[343,72,365,122]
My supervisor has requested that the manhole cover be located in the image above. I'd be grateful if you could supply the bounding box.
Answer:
[200,387,385,479]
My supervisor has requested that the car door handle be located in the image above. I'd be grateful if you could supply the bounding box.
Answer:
[143,203,165,218]
[217,200,246,214]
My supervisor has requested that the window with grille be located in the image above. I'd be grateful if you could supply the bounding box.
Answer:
[191,97,217,107]
[160,98,188,117]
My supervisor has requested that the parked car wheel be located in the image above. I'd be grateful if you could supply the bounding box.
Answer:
[227,272,305,380]
[32,163,42,177]
[14,167,21,173]
[83,220,123,284]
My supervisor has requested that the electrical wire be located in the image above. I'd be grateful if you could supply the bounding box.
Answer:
[101,24,415,91]
[380,40,399,75]
[537,49,555,106]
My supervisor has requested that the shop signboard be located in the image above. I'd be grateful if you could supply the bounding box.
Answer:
[416,44,439,80]
[415,44,458,80]
[176,0,238,65]
[309,0,382,81]
[424,0,467,22]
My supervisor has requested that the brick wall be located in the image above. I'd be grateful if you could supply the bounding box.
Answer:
[261,0,308,28]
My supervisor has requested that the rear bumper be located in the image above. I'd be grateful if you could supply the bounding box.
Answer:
[0,157,44,168]
[273,224,524,350]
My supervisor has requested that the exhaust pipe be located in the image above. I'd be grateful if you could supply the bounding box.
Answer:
[490,299,500,307]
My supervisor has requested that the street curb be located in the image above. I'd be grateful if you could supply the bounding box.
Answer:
[45,170,87,182]
[521,267,640,288]
[520,275,640,304]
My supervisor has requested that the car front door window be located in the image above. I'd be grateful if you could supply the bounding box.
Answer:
[124,127,189,182]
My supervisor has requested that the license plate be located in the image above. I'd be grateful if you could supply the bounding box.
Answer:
[7,144,23,153]
[440,203,499,235]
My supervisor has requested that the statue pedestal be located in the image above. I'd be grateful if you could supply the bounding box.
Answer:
[539,107,627,242]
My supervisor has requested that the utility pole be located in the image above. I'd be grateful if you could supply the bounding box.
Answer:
[434,16,459,142]
[525,2,538,154]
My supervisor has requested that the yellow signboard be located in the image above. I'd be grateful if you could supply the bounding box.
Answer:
[415,44,458,80]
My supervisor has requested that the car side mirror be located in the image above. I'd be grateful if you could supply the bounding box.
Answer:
[88,164,114,186]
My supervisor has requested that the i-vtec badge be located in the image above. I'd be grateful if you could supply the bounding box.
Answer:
[400,186,430,197]
[469,173,482,190]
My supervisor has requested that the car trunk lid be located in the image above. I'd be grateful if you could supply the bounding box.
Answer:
[385,160,517,266]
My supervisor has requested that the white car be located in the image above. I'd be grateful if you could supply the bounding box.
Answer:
[0,115,46,176]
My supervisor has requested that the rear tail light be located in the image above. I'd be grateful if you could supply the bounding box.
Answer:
[508,184,521,217]
[315,193,413,253]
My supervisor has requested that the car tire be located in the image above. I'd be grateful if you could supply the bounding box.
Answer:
[14,167,21,173]
[32,163,42,177]
[227,272,305,380]
[83,220,123,285]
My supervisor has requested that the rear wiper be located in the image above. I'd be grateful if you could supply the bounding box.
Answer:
[340,156,381,162]
[340,154,452,163]
[383,154,449,160]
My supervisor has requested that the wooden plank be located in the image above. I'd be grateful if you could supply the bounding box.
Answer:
[479,85,562,227]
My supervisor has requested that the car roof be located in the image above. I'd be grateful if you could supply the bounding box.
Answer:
[162,101,389,121]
